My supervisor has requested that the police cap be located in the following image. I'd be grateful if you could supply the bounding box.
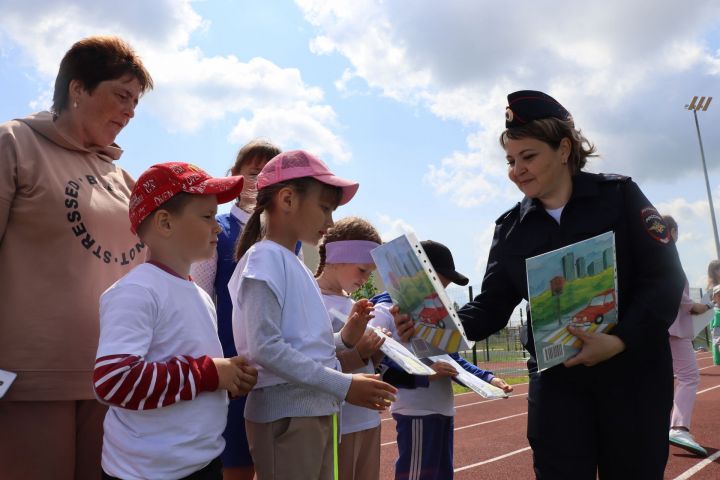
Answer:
[505,90,572,128]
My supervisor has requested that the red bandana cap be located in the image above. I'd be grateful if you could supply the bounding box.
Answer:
[129,162,244,234]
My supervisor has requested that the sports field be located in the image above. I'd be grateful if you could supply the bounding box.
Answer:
[378,351,720,479]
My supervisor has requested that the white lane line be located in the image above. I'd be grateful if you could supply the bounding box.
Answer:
[456,393,528,411]
[697,384,720,395]
[383,364,720,423]
[672,450,720,480]
[671,374,720,479]
[381,385,530,422]
[444,363,720,474]
[454,412,528,432]
[449,379,720,475]
[381,412,528,446]
[454,447,532,473]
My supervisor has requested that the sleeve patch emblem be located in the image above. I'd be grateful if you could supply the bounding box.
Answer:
[641,207,670,244]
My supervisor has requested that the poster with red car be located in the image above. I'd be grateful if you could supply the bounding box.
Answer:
[526,231,618,372]
[371,233,473,356]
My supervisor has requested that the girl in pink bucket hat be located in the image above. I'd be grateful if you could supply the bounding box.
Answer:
[228,150,397,480]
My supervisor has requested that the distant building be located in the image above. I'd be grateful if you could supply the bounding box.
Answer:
[587,259,603,276]
[593,259,603,275]
[576,257,586,278]
[603,248,614,270]
[562,253,576,281]
[404,252,416,277]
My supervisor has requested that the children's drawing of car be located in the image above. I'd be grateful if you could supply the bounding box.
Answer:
[571,289,616,326]
[413,292,448,329]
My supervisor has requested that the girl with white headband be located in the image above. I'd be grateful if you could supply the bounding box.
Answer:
[315,217,386,480]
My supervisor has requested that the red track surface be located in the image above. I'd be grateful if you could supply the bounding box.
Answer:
[379,353,720,479]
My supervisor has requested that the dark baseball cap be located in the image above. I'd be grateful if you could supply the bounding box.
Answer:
[421,240,469,286]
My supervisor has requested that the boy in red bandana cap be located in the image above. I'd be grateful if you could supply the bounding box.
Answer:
[93,162,258,480]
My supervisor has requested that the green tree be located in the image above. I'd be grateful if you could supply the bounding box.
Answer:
[351,273,379,301]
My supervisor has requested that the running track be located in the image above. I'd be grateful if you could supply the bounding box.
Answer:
[378,352,720,479]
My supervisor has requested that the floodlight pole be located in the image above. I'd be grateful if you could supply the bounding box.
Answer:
[687,96,720,259]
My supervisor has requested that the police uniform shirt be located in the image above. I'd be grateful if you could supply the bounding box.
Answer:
[457,171,685,358]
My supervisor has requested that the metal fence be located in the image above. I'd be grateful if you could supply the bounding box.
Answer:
[445,285,716,382]
[446,284,529,381]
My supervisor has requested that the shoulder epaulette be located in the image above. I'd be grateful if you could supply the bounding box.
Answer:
[495,203,520,225]
[598,173,631,183]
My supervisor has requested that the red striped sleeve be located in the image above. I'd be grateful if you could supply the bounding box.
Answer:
[93,354,219,410]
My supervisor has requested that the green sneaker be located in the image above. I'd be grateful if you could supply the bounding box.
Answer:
[669,429,708,457]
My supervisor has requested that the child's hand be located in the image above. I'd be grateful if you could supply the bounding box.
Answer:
[356,330,385,361]
[213,356,257,397]
[341,299,375,348]
[391,305,415,342]
[346,373,397,411]
[428,361,458,381]
[239,363,259,395]
[491,377,513,393]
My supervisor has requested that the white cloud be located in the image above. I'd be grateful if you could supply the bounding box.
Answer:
[423,150,506,208]
[472,221,496,279]
[0,0,351,162]
[376,214,416,241]
[228,102,350,163]
[296,0,720,203]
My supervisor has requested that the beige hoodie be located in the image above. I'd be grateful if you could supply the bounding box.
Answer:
[0,112,147,401]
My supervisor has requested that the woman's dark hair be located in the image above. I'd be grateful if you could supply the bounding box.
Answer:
[234,178,341,260]
[500,117,597,174]
[52,36,153,115]
[229,139,282,175]
[708,259,720,291]
[315,217,381,277]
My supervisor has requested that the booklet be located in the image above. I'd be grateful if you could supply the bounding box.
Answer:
[428,354,508,399]
[692,292,715,338]
[370,233,474,356]
[693,309,714,338]
[328,308,436,376]
[526,231,618,372]
[0,369,17,399]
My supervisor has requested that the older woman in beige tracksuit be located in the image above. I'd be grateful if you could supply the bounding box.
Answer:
[0,36,152,480]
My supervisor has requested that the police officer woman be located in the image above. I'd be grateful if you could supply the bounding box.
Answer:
[397,91,685,479]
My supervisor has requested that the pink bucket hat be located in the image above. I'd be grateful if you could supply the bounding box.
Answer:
[256,150,359,205]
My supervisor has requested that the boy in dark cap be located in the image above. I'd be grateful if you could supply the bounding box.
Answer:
[370,240,512,480]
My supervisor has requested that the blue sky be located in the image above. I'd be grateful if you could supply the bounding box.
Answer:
[3,0,720,303]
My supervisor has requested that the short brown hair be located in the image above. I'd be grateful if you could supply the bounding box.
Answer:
[136,192,193,239]
[52,36,153,115]
[230,139,281,175]
[708,259,720,291]
[500,117,597,174]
